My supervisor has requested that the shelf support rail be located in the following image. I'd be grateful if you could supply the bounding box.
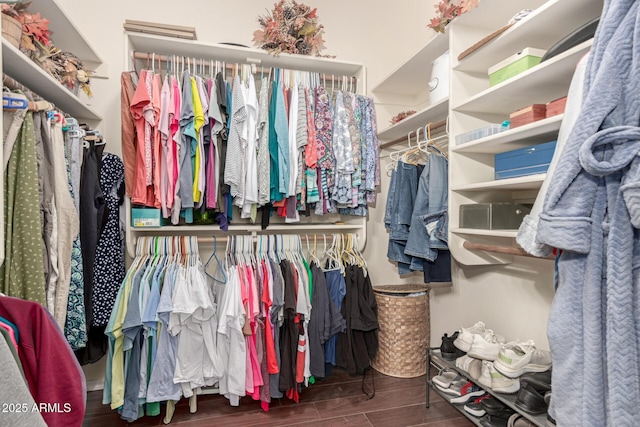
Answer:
[462,241,555,260]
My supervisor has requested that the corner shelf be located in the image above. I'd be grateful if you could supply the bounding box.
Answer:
[428,350,548,427]
[1,40,102,120]
[378,98,449,146]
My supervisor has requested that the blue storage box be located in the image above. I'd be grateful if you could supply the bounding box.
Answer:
[131,207,169,227]
[494,140,557,180]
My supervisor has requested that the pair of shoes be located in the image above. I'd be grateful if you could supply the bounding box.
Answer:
[494,340,552,378]
[463,393,490,417]
[514,382,549,415]
[448,382,486,404]
[432,370,461,389]
[440,331,465,360]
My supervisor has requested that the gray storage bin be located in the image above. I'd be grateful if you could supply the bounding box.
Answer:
[460,203,531,230]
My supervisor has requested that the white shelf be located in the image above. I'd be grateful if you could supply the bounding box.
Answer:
[29,0,102,64]
[2,40,102,120]
[453,39,592,115]
[453,114,563,154]
[451,228,518,238]
[378,98,449,145]
[452,174,545,192]
[454,0,602,72]
[127,32,363,76]
[371,32,449,97]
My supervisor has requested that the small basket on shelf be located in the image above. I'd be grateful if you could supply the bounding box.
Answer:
[2,13,22,49]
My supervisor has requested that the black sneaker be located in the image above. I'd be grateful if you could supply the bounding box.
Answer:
[441,332,459,360]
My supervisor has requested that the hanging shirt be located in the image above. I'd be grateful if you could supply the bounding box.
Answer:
[225,75,248,204]
[269,78,283,202]
[129,70,154,206]
[170,76,183,224]
[242,76,260,219]
[92,154,126,328]
[146,263,182,403]
[1,112,46,304]
[287,78,299,197]
[257,77,271,206]
[151,73,162,208]
[120,72,137,197]
[332,91,354,206]
[158,76,172,218]
[190,77,205,207]
[275,75,290,197]
[63,138,87,351]
[178,71,195,211]
[217,267,247,406]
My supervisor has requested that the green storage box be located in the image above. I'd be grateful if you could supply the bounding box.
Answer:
[488,48,546,87]
[131,207,169,228]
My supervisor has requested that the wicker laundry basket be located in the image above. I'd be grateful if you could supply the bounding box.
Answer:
[371,284,430,378]
[2,14,22,49]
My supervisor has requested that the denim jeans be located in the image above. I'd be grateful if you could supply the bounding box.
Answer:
[386,162,424,268]
[405,154,449,262]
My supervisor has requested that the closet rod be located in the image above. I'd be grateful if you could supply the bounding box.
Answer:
[132,51,358,83]
[196,232,357,244]
[380,117,448,149]
[462,241,555,260]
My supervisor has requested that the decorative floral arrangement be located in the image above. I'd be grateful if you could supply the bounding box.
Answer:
[50,49,93,97]
[428,0,479,33]
[1,1,93,97]
[390,110,417,125]
[253,0,326,56]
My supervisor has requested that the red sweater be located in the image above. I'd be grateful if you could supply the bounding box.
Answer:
[0,297,86,427]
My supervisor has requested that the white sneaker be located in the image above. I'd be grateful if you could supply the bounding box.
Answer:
[494,340,552,378]
[490,363,520,393]
[476,360,492,389]
[467,329,505,361]
[454,321,486,352]
[455,354,482,379]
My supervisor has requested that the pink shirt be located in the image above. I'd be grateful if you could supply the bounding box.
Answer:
[130,70,155,206]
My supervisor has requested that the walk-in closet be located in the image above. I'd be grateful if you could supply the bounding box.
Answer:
[0,1,632,426]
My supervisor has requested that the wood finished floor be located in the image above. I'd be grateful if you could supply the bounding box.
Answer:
[83,368,475,427]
